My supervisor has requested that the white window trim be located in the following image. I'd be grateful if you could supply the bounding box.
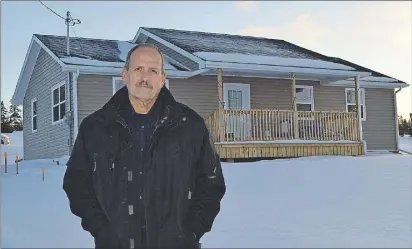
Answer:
[345,88,366,121]
[296,85,314,111]
[51,80,67,125]
[31,97,37,133]
[112,77,123,95]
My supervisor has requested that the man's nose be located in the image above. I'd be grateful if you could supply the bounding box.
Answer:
[140,69,150,81]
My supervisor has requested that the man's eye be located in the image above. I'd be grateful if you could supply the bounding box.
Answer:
[151,69,158,73]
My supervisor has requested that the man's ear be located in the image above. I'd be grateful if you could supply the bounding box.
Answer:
[162,74,167,86]
[122,67,127,85]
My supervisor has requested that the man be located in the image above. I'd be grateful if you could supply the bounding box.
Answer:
[62,44,226,249]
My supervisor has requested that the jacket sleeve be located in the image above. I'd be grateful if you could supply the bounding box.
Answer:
[62,122,108,237]
[189,121,226,240]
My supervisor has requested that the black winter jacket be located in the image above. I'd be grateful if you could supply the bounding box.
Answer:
[62,86,226,249]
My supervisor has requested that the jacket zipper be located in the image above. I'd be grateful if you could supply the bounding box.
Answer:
[112,108,185,247]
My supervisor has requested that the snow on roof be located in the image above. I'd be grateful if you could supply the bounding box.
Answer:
[143,27,407,84]
[34,34,182,70]
[194,52,356,71]
[143,27,328,60]
[117,41,137,62]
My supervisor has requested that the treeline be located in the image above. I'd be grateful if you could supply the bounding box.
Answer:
[1,101,23,133]
[398,114,412,136]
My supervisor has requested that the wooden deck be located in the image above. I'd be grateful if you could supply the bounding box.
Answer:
[205,109,364,159]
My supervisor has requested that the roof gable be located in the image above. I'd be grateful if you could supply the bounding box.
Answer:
[11,34,189,105]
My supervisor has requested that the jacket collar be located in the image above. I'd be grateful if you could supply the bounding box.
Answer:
[100,85,184,129]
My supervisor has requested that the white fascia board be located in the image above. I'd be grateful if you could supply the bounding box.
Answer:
[136,28,206,68]
[204,61,372,78]
[63,65,123,75]
[12,35,66,105]
[62,65,208,78]
[11,37,41,105]
[323,80,409,89]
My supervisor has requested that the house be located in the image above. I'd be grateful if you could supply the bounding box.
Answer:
[11,27,408,160]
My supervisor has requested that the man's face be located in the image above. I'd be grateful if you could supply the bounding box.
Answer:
[122,47,166,102]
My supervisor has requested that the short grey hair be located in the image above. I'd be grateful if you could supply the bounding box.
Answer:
[124,43,166,75]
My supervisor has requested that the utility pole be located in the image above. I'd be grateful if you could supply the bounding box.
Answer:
[65,11,81,56]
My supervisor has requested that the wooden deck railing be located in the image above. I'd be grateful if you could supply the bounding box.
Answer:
[205,109,359,143]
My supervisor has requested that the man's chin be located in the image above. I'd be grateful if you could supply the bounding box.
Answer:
[132,93,154,102]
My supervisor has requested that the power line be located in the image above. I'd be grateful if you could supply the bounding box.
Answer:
[38,0,65,20]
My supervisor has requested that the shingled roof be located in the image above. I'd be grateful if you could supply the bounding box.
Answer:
[34,34,187,70]
[143,27,335,61]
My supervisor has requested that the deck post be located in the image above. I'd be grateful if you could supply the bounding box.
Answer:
[354,75,363,141]
[217,68,225,142]
[291,72,299,139]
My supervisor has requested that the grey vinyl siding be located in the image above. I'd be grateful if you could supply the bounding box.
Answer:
[145,37,199,71]
[76,75,219,123]
[74,74,397,151]
[23,49,69,160]
[168,76,348,116]
[169,76,218,118]
[77,74,115,126]
[362,88,396,151]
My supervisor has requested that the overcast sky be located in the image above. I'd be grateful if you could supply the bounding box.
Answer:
[2,1,411,118]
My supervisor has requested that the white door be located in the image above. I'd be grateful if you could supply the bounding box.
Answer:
[223,83,252,140]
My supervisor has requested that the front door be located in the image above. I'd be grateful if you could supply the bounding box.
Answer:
[223,83,252,140]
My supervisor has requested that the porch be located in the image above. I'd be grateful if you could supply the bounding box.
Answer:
[205,109,364,159]
[204,69,365,159]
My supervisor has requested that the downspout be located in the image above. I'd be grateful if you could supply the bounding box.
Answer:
[72,68,80,142]
[394,87,402,152]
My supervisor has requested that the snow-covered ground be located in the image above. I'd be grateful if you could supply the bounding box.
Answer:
[1,134,411,248]
[399,135,412,154]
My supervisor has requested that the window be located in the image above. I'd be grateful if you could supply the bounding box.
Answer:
[345,88,366,121]
[52,81,66,124]
[228,90,243,110]
[296,85,314,111]
[112,77,124,94]
[31,98,37,132]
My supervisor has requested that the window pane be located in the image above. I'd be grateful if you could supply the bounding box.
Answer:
[33,116,37,131]
[53,106,59,122]
[360,90,365,105]
[60,102,66,120]
[347,90,355,104]
[297,103,312,111]
[115,80,123,92]
[296,87,312,104]
[60,85,66,102]
[53,89,59,105]
[348,104,365,119]
[228,90,242,109]
[361,105,364,119]
[33,101,37,115]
